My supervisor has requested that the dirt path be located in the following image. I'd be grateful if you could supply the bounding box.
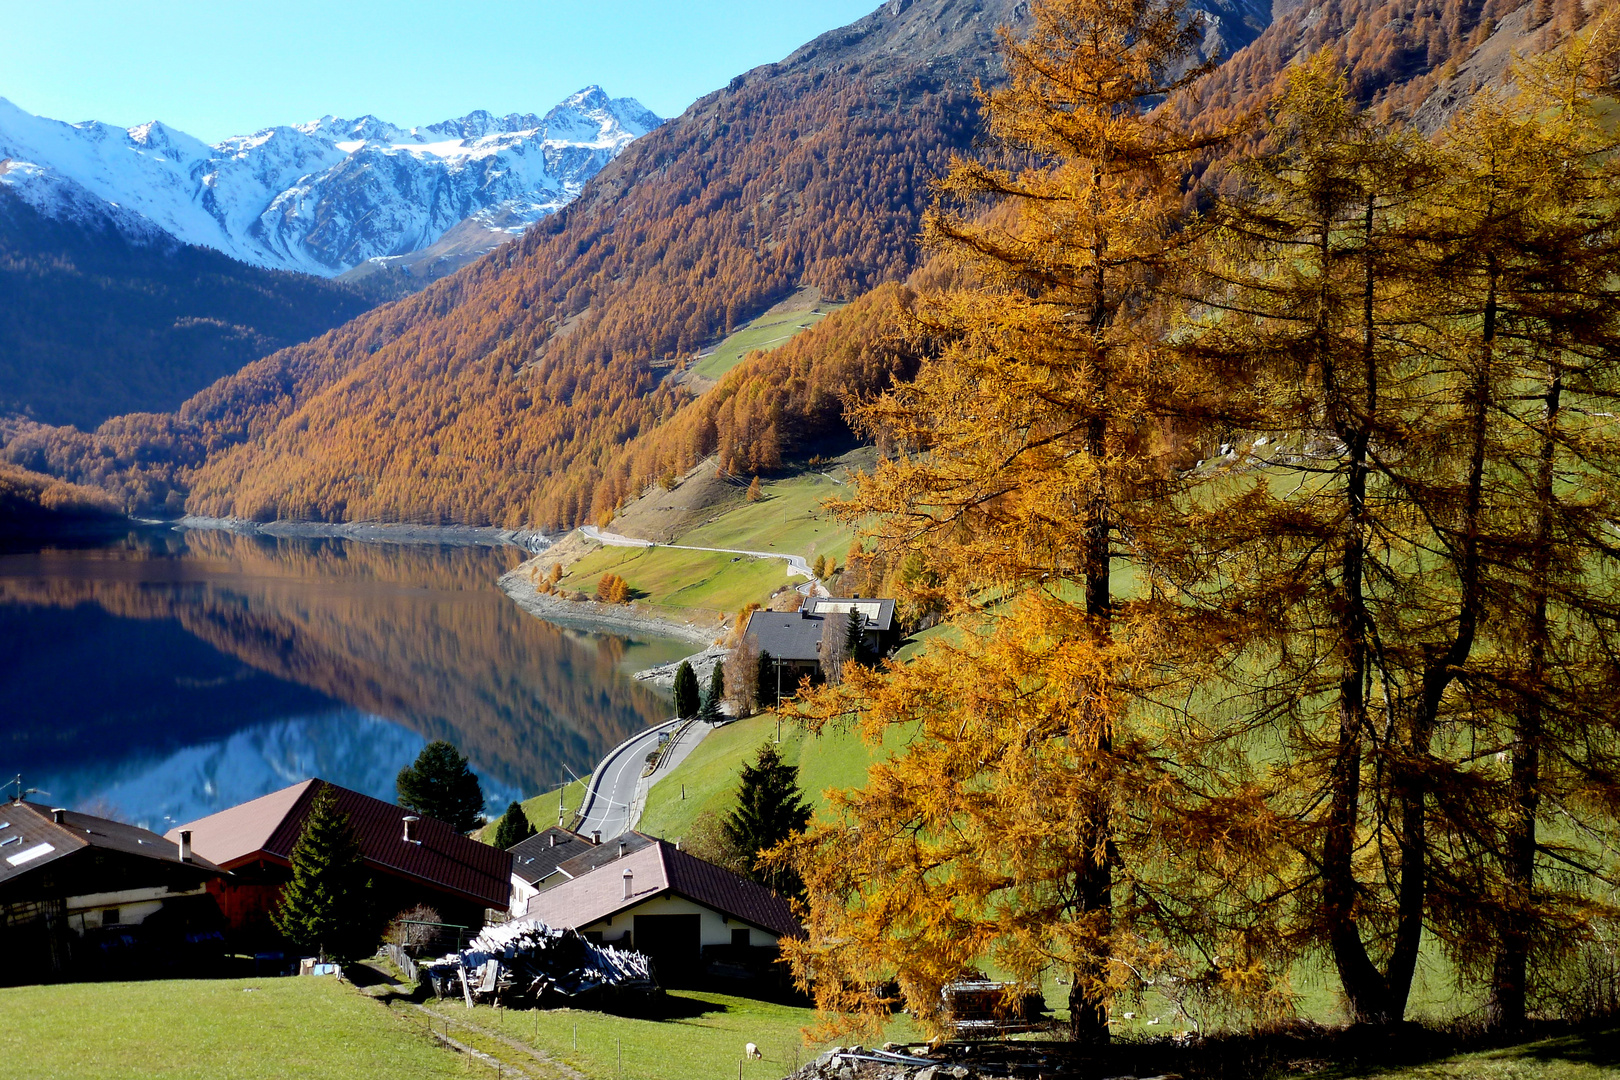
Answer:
[406,1001,586,1080]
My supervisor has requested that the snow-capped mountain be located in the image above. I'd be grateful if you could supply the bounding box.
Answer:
[0,87,660,276]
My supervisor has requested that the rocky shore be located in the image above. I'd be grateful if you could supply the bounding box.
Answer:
[499,567,720,645]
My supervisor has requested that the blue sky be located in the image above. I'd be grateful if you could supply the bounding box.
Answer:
[0,1,880,142]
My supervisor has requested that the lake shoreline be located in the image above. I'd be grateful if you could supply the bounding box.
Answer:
[498,567,719,646]
[171,515,551,550]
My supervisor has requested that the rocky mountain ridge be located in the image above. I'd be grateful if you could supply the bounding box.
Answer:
[0,86,660,277]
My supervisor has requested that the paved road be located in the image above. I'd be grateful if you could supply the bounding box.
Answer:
[575,718,680,841]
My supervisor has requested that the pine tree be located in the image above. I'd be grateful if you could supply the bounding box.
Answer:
[699,686,724,725]
[843,611,866,663]
[746,476,763,502]
[756,649,778,708]
[722,744,813,897]
[272,787,381,962]
[701,660,726,723]
[491,801,537,850]
[396,741,486,833]
[672,661,700,719]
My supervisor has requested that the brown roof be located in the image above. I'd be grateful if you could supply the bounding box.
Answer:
[168,779,511,910]
[508,826,592,885]
[523,835,801,939]
[0,800,223,888]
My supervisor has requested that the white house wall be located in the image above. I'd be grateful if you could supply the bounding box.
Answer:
[583,893,779,948]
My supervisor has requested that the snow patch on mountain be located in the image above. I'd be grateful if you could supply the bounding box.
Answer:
[0,86,659,276]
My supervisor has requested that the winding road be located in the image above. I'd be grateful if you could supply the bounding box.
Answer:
[570,522,832,840]
[574,718,682,841]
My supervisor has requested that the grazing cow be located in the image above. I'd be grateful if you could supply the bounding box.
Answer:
[745,1043,762,1060]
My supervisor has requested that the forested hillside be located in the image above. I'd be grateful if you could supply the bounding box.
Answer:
[7,0,1593,531]
[0,188,374,429]
[167,73,980,528]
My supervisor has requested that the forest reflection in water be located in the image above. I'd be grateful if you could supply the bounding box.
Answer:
[0,528,689,830]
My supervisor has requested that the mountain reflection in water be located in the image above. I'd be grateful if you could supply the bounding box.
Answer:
[0,529,689,829]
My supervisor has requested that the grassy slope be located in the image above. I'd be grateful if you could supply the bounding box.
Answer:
[421,991,918,1080]
[556,467,857,621]
[479,774,593,843]
[638,712,915,841]
[690,295,845,382]
[0,977,462,1080]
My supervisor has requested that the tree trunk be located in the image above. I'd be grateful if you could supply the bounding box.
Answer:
[1489,369,1559,1029]
[1320,196,1392,1022]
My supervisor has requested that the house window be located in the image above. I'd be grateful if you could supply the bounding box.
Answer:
[584,931,603,944]
[731,929,750,948]
[103,908,120,927]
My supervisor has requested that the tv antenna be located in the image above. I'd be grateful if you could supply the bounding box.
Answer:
[10,774,46,804]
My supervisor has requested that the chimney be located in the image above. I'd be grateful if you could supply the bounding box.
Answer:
[592,830,601,846]
[549,833,557,847]
[402,815,420,844]
[51,808,64,824]
[178,830,193,863]
[623,867,634,900]
[617,839,627,859]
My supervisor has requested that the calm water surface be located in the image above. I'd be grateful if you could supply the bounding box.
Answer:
[0,528,689,832]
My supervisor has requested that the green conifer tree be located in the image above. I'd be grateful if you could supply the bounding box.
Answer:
[491,801,537,850]
[271,787,380,962]
[672,661,700,718]
[722,744,813,897]
[756,650,778,708]
[706,661,725,713]
[396,741,486,833]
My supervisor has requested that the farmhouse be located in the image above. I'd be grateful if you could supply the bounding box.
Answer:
[745,596,898,693]
[170,779,511,945]
[522,832,800,986]
[0,800,224,981]
[802,596,898,653]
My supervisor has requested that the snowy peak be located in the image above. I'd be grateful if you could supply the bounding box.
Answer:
[0,88,661,277]
[544,86,661,143]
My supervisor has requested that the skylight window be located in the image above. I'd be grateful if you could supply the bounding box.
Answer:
[5,842,54,866]
[0,835,19,847]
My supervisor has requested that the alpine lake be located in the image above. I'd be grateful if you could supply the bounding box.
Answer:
[0,526,691,833]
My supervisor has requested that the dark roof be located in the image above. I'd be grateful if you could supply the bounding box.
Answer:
[546,830,655,883]
[524,835,801,939]
[169,779,512,910]
[0,801,223,888]
[804,597,896,632]
[509,827,592,885]
[744,609,827,662]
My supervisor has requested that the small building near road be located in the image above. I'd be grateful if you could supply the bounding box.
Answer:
[746,596,899,695]
[803,596,898,654]
[170,779,512,945]
[507,825,594,917]
[745,608,830,690]
[523,832,800,988]
[0,800,224,981]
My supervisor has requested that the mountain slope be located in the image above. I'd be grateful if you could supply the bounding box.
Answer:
[0,87,659,277]
[0,184,375,429]
[20,0,1276,524]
